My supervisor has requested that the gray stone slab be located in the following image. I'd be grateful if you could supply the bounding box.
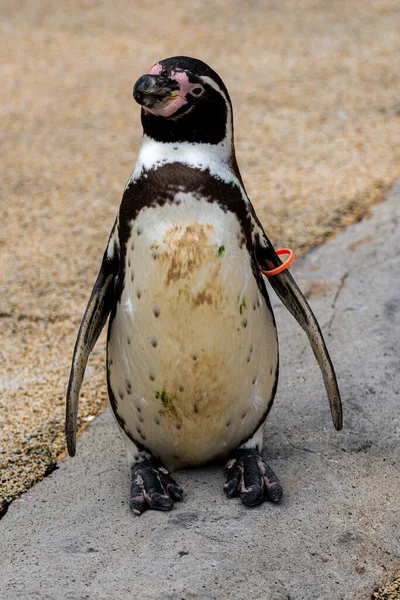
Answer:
[1,183,399,600]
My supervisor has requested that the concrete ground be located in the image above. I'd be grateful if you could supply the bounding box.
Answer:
[1,181,399,599]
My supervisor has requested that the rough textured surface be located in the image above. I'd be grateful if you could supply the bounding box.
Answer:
[2,0,400,512]
[1,180,399,599]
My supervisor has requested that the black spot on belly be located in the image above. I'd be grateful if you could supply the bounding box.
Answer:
[193,404,198,413]
[252,376,257,385]
[241,411,248,419]
[270,366,273,375]
[126,380,132,394]
[119,391,124,400]
[153,307,160,318]
[128,257,131,268]
[154,417,160,425]
[226,419,231,427]
[131,272,134,282]
[127,337,131,345]
[136,405,142,413]
[176,424,182,430]
[191,353,198,361]
[137,289,142,299]
[151,336,158,348]
[149,373,155,381]
[137,226,143,236]
[178,385,184,392]
[138,415,144,423]
[242,317,248,328]
[131,241,134,251]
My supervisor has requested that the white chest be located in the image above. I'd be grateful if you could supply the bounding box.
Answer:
[107,193,278,468]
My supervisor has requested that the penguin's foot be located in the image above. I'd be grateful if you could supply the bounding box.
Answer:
[129,459,183,515]
[224,448,283,507]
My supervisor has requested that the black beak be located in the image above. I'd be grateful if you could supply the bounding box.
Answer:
[133,74,180,109]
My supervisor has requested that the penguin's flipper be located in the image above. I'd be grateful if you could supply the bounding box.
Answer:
[258,243,343,431]
[66,253,117,456]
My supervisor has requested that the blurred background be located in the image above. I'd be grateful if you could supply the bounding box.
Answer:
[1,0,400,511]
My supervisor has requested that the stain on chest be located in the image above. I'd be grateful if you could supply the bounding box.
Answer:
[149,221,227,308]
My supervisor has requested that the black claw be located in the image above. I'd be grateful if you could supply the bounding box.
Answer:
[129,459,183,515]
[167,484,184,501]
[224,448,282,507]
[240,485,264,507]
[266,483,283,503]
[147,492,174,511]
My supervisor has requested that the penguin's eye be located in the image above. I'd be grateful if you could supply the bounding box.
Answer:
[190,86,204,97]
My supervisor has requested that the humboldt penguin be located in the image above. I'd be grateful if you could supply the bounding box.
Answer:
[66,56,342,514]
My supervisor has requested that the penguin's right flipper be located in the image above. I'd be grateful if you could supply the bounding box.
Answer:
[268,267,343,431]
[65,251,117,457]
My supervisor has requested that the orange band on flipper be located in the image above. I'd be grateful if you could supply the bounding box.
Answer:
[261,248,294,277]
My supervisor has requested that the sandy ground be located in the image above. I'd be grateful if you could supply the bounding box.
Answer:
[0,0,399,537]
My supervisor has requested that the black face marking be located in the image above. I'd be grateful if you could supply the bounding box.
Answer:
[140,56,231,145]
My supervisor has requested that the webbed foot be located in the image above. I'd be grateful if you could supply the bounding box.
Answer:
[130,458,183,515]
[224,448,283,507]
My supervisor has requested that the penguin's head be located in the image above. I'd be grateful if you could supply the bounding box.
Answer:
[133,56,233,147]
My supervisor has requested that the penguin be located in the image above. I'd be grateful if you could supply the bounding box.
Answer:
[66,56,342,514]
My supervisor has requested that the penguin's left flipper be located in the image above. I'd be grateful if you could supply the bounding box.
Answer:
[66,252,118,457]
[257,240,343,431]
[130,459,184,515]
[224,449,283,506]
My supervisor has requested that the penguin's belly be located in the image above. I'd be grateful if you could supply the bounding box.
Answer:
[108,194,278,468]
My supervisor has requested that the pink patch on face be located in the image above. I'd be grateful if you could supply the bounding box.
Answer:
[144,69,205,118]
[149,63,162,75]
